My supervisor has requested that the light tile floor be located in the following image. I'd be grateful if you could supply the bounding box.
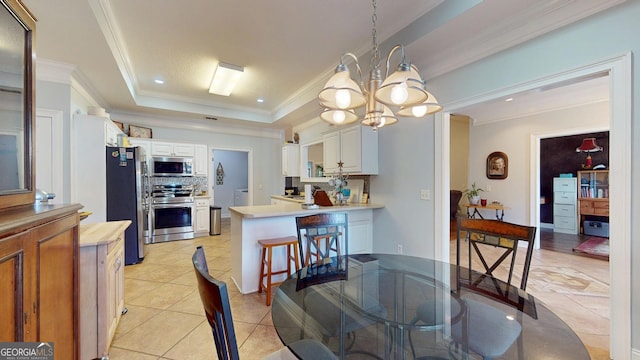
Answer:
[108,219,610,359]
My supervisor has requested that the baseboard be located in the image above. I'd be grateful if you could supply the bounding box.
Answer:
[540,222,554,229]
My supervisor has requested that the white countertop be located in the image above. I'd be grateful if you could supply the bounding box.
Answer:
[229,202,384,219]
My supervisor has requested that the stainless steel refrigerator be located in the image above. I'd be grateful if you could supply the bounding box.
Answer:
[106,146,147,265]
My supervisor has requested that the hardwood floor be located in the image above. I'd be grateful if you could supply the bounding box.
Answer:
[540,227,584,254]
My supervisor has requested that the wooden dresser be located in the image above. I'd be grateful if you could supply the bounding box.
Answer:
[577,170,609,233]
[0,203,83,360]
[78,220,131,360]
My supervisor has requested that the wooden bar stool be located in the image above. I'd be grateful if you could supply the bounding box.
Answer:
[258,236,300,306]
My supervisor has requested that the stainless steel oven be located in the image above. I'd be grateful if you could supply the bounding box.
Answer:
[150,185,195,243]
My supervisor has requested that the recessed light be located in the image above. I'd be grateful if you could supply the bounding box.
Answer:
[257,98,265,103]
[505,97,513,102]
[154,79,165,84]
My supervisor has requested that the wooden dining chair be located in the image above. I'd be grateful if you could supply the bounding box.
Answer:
[294,213,387,357]
[192,246,338,360]
[456,216,537,291]
[295,213,347,267]
[448,216,536,359]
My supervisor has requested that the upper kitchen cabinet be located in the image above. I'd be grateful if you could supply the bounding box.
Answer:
[128,138,151,163]
[282,143,300,176]
[151,141,195,157]
[194,144,208,176]
[323,125,378,175]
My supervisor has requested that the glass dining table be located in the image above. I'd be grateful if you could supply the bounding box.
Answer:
[271,253,590,360]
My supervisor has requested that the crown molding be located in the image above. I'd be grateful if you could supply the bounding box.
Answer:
[35,58,75,84]
[111,110,283,140]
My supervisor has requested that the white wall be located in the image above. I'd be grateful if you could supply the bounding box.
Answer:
[465,101,609,225]
[371,117,437,257]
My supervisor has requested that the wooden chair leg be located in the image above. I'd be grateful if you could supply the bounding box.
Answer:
[266,247,273,306]
[258,246,266,294]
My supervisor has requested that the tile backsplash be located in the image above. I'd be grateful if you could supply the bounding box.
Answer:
[151,176,208,192]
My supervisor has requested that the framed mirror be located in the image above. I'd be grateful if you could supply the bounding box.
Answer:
[0,0,36,209]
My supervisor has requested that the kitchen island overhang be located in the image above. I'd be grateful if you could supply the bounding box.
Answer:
[229,203,384,294]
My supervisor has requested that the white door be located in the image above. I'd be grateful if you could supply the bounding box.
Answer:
[35,109,64,204]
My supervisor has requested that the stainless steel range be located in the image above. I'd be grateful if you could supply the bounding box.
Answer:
[150,184,195,243]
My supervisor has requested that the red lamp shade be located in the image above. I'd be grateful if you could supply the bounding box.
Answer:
[576,138,603,153]
[576,138,603,169]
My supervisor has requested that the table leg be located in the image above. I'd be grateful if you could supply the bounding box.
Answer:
[471,208,483,219]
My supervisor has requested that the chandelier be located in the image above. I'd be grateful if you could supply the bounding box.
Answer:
[318,0,442,131]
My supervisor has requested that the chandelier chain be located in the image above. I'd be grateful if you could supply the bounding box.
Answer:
[370,0,380,70]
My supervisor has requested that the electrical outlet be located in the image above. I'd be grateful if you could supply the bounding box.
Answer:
[486,185,492,192]
[397,244,403,254]
[420,189,430,200]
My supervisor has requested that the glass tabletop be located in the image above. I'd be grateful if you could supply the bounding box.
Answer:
[271,253,590,360]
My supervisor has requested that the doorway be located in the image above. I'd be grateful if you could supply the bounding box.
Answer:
[538,131,609,255]
[209,148,250,218]
[437,54,631,358]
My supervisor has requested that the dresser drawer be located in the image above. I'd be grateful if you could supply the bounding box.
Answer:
[195,199,209,207]
[554,216,576,231]
[553,178,577,192]
[554,191,576,205]
[593,201,609,215]
[554,204,575,217]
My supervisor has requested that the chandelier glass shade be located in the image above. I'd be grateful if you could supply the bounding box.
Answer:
[397,90,443,117]
[318,0,441,130]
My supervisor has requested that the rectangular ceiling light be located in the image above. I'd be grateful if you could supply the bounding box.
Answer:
[209,62,244,96]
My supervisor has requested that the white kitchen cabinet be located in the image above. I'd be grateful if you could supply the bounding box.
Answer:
[73,114,125,223]
[105,120,122,146]
[194,198,210,236]
[79,221,130,360]
[129,138,152,164]
[194,144,208,176]
[282,143,300,176]
[323,124,378,175]
[553,177,578,234]
[151,141,195,157]
[347,210,373,254]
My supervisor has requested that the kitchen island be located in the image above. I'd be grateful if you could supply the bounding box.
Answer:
[229,202,383,294]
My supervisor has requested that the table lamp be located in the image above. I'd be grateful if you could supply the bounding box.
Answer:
[576,138,603,169]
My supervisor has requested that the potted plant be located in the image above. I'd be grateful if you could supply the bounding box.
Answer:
[464,182,484,205]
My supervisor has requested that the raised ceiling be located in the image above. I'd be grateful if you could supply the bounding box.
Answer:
[23,0,622,129]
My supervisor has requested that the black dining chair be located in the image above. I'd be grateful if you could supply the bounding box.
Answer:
[295,214,387,357]
[192,246,338,360]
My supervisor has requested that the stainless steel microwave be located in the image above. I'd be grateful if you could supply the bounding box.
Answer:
[151,156,194,176]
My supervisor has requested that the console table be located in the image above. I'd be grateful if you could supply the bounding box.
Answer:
[464,203,510,221]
